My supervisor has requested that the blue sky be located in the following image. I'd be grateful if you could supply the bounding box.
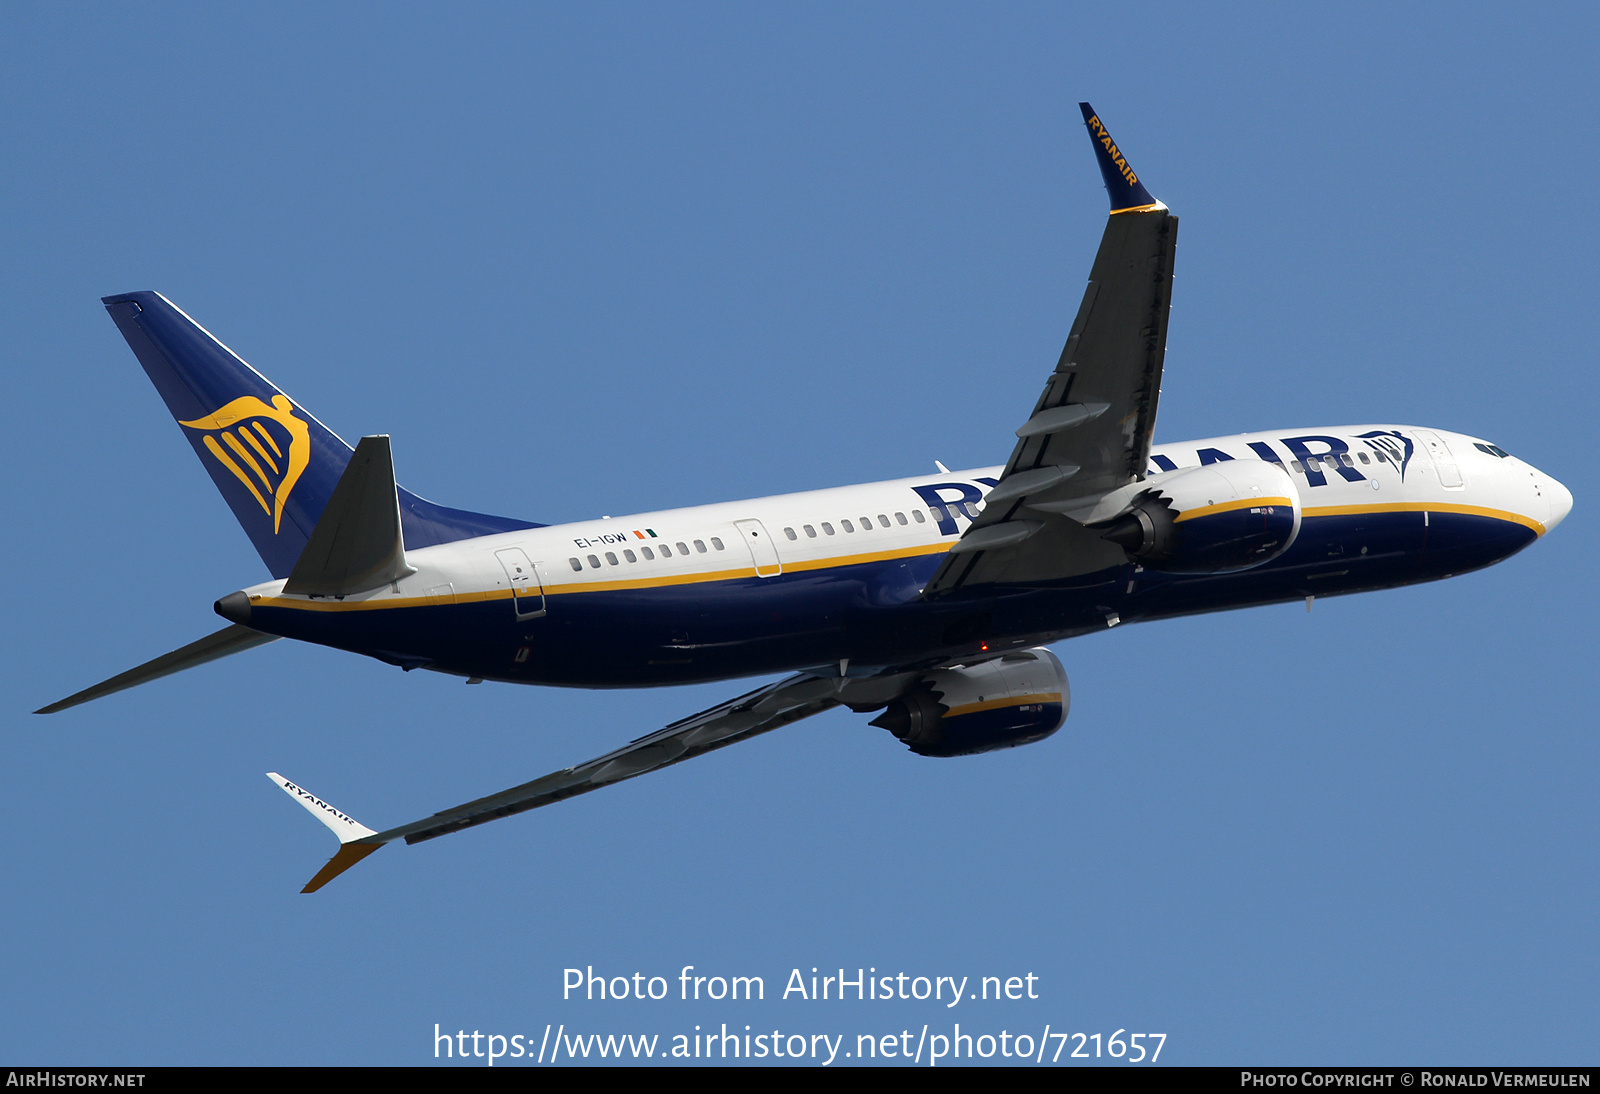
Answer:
[3,2,1596,1066]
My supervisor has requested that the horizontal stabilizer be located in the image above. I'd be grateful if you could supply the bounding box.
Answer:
[283,435,417,596]
[36,624,278,714]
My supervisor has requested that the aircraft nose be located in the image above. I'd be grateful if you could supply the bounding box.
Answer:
[1543,473,1573,533]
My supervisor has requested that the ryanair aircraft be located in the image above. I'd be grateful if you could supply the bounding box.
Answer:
[39,104,1572,891]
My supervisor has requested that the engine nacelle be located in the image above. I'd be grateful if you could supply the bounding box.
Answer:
[870,648,1069,757]
[1094,460,1300,574]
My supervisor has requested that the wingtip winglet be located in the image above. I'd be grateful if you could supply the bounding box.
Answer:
[268,772,386,892]
[267,771,379,841]
[1078,102,1164,214]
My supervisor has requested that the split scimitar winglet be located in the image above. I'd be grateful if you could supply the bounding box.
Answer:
[267,773,385,893]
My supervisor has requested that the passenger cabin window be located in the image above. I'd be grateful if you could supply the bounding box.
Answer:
[1358,452,1370,464]
[879,514,891,526]
[841,520,854,533]
[677,542,690,554]
[822,522,835,535]
[641,546,654,560]
[859,516,872,528]
[912,510,926,523]
[623,549,637,563]
[569,557,582,572]
[929,506,947,521]
[784,527,797,540]
[895,512,907,525]
[694,540,707,553]
[710,537,724,550]
[605,552,619,566]
[587,554,601,569]
[659,544,672,557]
[804,525,817,538]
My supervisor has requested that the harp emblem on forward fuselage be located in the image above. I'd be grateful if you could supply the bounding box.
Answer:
[1358,429,1415,482]
[179,394,310,533]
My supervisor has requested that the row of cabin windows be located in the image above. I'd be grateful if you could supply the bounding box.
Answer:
[568,537,725,572]
[1288,451,1389,474]
[566,502,981,573]
[781,505,974,542]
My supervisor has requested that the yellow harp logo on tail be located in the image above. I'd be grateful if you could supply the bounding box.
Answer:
[179,394,310,533]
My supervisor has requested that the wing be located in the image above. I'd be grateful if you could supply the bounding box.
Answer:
[271,670,923,892]
[375,673,845,847]
[925,102,1177,595]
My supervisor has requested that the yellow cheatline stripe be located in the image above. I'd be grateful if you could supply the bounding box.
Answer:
[1109,202,1165,215]
[240,426,279,473]
[1173,496,1295,523]
[785,541,951,573]
[545,565,758,596]
[1302,502,1545,535]
[201,435,270,514]
[252,541,960,612]
[946,692,1062,717]
[221,429,274,494]
[255,585,517,613]
[251,420,283,458]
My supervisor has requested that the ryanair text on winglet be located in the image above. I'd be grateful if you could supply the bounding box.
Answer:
[1084,114,1140,188]
[283,779,363,828]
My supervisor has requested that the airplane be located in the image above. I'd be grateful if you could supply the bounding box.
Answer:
[38,103,1573,893]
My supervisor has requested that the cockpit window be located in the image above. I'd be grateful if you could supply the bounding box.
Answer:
[1473,442,1513,458]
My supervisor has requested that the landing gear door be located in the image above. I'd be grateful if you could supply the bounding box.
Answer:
[733,519,782,578]
[494,548,547,620]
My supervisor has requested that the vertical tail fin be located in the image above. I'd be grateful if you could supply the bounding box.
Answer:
[103,292,540,578]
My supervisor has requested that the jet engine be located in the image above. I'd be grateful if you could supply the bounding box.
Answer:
[1093,460,1300,574]
[869,648,1069,757]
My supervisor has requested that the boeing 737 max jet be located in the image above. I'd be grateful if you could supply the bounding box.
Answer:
[38,104,1573,891]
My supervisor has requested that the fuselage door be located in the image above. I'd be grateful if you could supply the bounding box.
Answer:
[733,519,782,578]
[494,547,547,619]
[1413,429,1465,488]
